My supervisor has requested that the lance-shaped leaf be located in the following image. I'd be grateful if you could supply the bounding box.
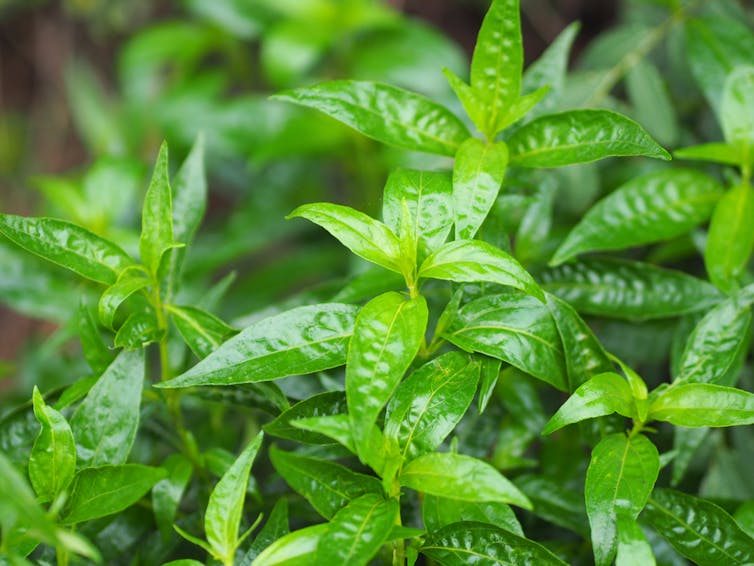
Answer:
[251,524,327,566]
[443,291,567,390]
[70,349,144,467]
[139,141,175,277]
[444,68,489,136]
[674,142,745,166]
[113,311,162,350]
[705,183,754,293]
[721,66,754,146]
[316,493,398,566]
[346,292,427,458]
[273,80,469,156]
[78,301,114,373]
[508,110,670,168]
[648,383,754,427]
[421,521,567,566]
[0,214,134,284]
[382,168,453,259]
[419,240,543,300]
[384,352,481,461]
[515,181,556,265]
[615,512,656,566]
[152,453,193,541]
[626,60,678,147]
[585,433,660,566]
[288,203,402,273]
[423,496,523,536]
[240,498,289,565]
[551,169,722,265]
[643,488,754,565]
[477,355,502,413]
[269,446,382,520]
[540,258,723,320]
[205,433,264,563]
[400,452,531,509]
[265,391,347,445]
[452,139,508,241]
[168,304,237,359]
[542,373,635,434]
[61,464,167,524]
[28,387,76,503]
[98,268,150,329]
[160,303,358,388]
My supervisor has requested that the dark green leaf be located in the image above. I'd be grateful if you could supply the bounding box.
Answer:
[264,391,347,445]
[477,355,501,413]
[422,496,523,536]
[241,498,289,565]
[98,268,150,329]
[113,311,163,350]
[152,453,192,541]
[78,301,114,374]
[139,141,175,277]
[515,475,589,536]
[649,383,754,427]
[515,181,556,265]
[169,304,236,359]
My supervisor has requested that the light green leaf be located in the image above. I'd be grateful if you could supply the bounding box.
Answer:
[585,433,660,566]
[113,310,163,350]
[205,432,264,563]
[346,292,427,458]
[251,524,327,566]
[508,110,670,168]
[422,496,523,536]
[264,391,347,445]
[705,183,754,293]
[152,453,193,541]
[615,512,656,566]
[98,268,150,329]
[419,240,543,300]
[400,452,531,508]
[28,387,76,503]
[61,464,166,524]
[452,138,508,241]
[160,303,358,388]
[0,214,134,284]
[288,203,402,273]
[674,142,745,166]
[443,68,488,136]
[240,498,289,565]
[291,414,356,454]
[649,383,754,427]
[273,80,469,156]
[70,349,144,467]
[721,66,754,146]
[551,169,723,265]
[139,141,175,277]
[497,86,549,131]
[168,304,236,359]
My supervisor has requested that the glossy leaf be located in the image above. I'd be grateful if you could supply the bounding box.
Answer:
[292,414,356,454]
[273,80,469,156]
[515,475,589,536]
[515,181,556,265]
[160,303,358,388]
[443,291,567,390]
[384,352,481,461]
[346,292,427,457]
[422,495,523,536]
[0,214,134,284]
[152,453,192,541]
[400,452,531,508]
[497,86,549,131]
[542,372,635,434]
[585,433,660,566]
[265,391,347,445]
[316,493,398,566]
[615,512,656,566]
[78,301,114,373]
[674,142,744,166]
[649,383,754,427]
[551,169,722,264]
[269,446,381,520]
[705,183,754,293]
[251,524,327,566]
[61,464,166,524]
[540,258,722,320]
[443,68,488,136]
[139,141,175,277]
[70,349,144,467]
[28,387,76,503]
[98,268,150,329]
[477,355,502,413]
[643,488,754,565]
[287,203,402,273]
[240,499,289,566]
[452,138,508,240]
[113,311,163,350]
[168,304,236,359]
[421,521,567,566]
[507,109,670,168]
[721,66,754,145]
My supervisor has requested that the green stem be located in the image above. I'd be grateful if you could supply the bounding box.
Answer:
[56,544,70,566]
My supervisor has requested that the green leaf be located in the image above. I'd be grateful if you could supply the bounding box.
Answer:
[551,169,722,264]
[615,512,656,566]
[443,68,488,135]
[0,214,134,284]
[384,352,481,462]
[421,521,567,566]
[61,464,166,524]
[497,86,550,131]
[422,496,523,536]
[160,303,358,388]
[400,452,531,508]
[508,110,670,168]
[721,66,754,146]
[705,183,754,293]
[273,80,469,156]
[78,301,114,374]
[28,387,76,503]
[626,60,679,147]
[98,268,150,329]
[316,493,398,566]
[292,414,356,454]
[514,181,556,265]
[139,141,176,278]
[113,311,163,350]
[205,432,264,563]
[287,203,402,273]
[240,498,289,565]
[477,355,501,414]
[585,433,660,566]
[643,488,754,565]
[70,349,144,467]
[269,446,382,520]
[346,292,427,458]
[451,139,508,241]
[542,373,635,434]
[152,453,192,541]
[674,142,744,166]
[443,291,567,390]
[265,391,347,445]
[382,168,453,259]
[470,0,522,135]
[540,258,723,320]
[515,475,589,536]
[168,304,236,359]
[649,383,754,427]
[251,524,327,566]
[419,240,543,300]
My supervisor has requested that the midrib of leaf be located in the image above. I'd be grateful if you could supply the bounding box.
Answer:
[171,307,222,350]
[342,499,382,563]
[450,324,561,354]
[512,138,661,162]
[423,544,518,565]
[313,212,399,271]
[283,460,358,508]
[65,478,145,523]
[718,187,750,279]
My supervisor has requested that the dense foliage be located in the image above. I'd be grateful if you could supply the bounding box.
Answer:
[2,0,754,564]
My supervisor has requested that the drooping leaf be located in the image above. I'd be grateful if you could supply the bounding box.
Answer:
[152,453,193,541]
[160,303,358,388]
[507,110,670,168]
[251,524,328,566]
[422,495,523,536]
[265,391,347,445]
[649,383,754,427]
[139,141,175,277]
[168,304,237,359]
[273,80,469,156]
